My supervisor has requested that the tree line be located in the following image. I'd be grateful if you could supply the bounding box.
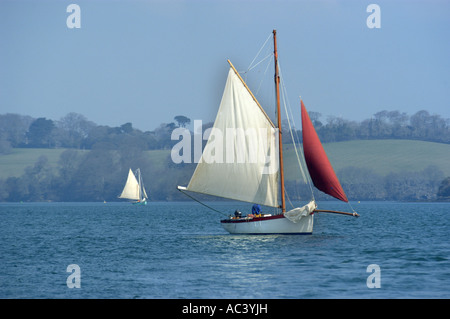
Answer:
[287,165,449,202]
[0,110,449,202]
[288,109,450,144]
[1,110,449,154]
[0,113,179,154]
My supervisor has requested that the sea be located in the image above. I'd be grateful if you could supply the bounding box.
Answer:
[0,201,449,301]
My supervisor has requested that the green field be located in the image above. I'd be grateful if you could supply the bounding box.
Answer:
[284,139,450,180]
[0,148,171,179]
[0,148,67,179]
[1,140,449,180]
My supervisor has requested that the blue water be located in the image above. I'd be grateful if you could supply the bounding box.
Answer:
[0,201,449,299]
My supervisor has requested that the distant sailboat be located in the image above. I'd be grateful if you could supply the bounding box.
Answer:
[178,30,358,234]
[119,168,148,205]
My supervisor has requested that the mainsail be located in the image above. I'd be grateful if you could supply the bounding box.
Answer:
[185,66,280,208]
[301,100,348,202]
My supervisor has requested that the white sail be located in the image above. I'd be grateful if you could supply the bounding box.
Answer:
[141,184,148,200]
[284,200,317,223]
[119,169,140,200]
[185,67,280,208]
[137,168,148,201]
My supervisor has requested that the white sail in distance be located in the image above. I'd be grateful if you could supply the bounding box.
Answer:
[186,67,280,208]
[119,169,141,201]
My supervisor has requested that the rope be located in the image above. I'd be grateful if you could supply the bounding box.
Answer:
[278,62,316,201]
[278,64,358,215]
[254,55,273,95]
[247,53,273,73]
[284,189,295,210]
[246,33,272,72]
[177,188,230,217]
[347,201,359,216]
[242,33,274,96]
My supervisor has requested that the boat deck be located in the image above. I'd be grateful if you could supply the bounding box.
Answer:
[220,213,285,224]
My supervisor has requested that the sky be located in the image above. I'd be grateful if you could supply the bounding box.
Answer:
[0,0,449,132]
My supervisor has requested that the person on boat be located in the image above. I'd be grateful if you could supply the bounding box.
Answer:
[234,210,242,219]
[251,204,262,217]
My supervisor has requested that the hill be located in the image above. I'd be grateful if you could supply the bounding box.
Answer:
[1,139,449,180]
[283,139,450,180]
[0,140,449,201]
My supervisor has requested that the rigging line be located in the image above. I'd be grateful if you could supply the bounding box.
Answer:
[278,81,303,201]
[247,53,273,73]
[347,201,359,215]
[284,189,295,210]
[278,65,307,184]
[278,63,302,146]
[242,53,273,97]
[284,90,315,201]
[281,106,301,200]
[282,89,306,184]
[277,63,303,147]
[278,64,313,183]
[278,62,316,200]
[285,93,303,151]
[255,55,273,95]
[246,33,272,72]
[177,188,229,217]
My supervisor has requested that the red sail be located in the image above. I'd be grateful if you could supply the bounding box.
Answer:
[301,100,348,202]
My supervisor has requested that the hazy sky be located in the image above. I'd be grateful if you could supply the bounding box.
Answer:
[1,0,449,132]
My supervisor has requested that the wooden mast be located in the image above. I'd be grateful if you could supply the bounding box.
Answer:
[273,29,286,213]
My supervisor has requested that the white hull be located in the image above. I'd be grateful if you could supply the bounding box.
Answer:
[220,214,314,235]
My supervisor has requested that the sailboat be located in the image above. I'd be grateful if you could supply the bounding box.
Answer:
[119,168,148,205]
[178,30,358,234]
